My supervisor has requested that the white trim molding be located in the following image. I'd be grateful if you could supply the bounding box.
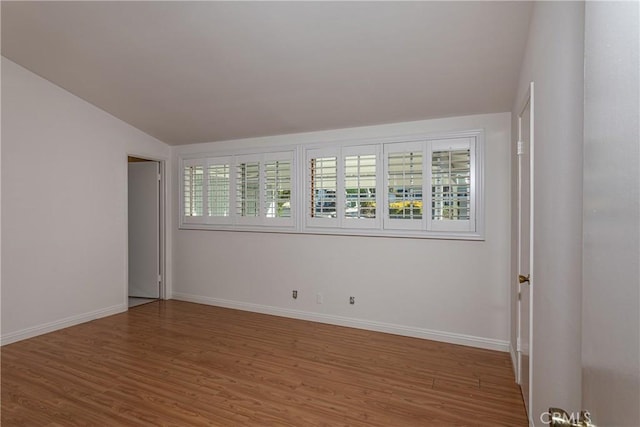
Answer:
[0,303,127,346]
[510,343,519,382]
[172,293,509,352]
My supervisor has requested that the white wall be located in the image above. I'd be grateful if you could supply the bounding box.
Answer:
[511,2,585,424]
[582,2,640,425]
[173,112,512,350]
[1,58,172,344]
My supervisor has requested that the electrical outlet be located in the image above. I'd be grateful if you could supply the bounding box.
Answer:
[349,296,355,305]
[292,290,298,299]
[316,293,323,304]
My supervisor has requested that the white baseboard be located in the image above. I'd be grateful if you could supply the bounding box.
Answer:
[510,343,519,381]
[172,293,509,352]
[0,303,127,346]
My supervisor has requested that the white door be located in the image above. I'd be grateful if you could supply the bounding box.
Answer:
[128,161,160,298]
[517,82,534,418]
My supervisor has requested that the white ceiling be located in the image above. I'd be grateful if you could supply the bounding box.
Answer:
[2,1,532,145]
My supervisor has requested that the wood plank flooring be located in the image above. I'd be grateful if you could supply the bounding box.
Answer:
[1,301,527,426]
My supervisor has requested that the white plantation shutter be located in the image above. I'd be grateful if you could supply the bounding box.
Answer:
[180,131,481,238]
[182,157,231,225]
[236,154,262,225]
[306,147,339,228]
[183,159,206,224]
[384,141,425,231]
[342,145,381,229]
[427,138,475,232]
[207,157,232,224]
[175,151,296,228]
[264,152,294,226]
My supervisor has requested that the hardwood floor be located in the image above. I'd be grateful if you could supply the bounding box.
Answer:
[1,301,527,426]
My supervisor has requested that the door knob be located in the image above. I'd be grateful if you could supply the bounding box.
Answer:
[519,274,530,284]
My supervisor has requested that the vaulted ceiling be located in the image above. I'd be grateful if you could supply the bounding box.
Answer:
[2,1,532,145]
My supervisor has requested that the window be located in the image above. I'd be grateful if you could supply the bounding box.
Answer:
[180,151,295,228]
[306,145,381,229]
[184,163,204,218]
[431,150,469,221]
[236,157,261,221]
[341,145,381,229]
[307,148,338,226]
[344,155,376,219]
[387,153,422,220]
[385,142,424,230]
[183,157,231,225]
[428,138,475,232]
[207,163,230,218]
[381,137,477,234]
[310,157,337,219]
[180,130,482,239]
[264,153,293,224]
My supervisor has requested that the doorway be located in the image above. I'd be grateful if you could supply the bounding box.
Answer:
[127,156,164,308]
[516,82,534,419]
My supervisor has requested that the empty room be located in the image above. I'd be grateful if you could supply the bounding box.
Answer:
[1,1,638,426]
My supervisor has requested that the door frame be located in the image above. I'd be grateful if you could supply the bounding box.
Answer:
[516,81,534,418]
[126,154,167,302]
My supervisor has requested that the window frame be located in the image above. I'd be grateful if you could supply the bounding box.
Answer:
[179,150,297,231]
[179,129,484,240]
[182,157,234,226]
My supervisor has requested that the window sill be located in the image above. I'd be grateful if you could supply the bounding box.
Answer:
[179,223,484,241]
